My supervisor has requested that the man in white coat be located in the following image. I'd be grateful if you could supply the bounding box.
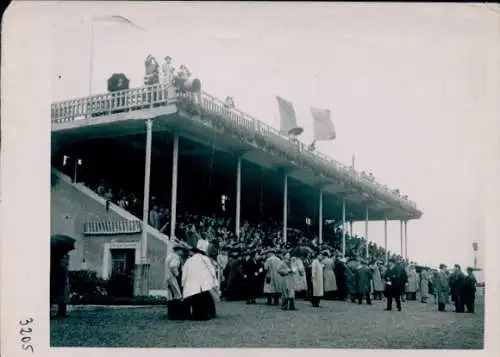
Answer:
[310,251,325,307]
[263,250,283,305]
[182,239,219,320]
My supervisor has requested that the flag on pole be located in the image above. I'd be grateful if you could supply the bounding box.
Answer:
[276,96,299,134]
[311,106,336,141]
[93,15,144,30]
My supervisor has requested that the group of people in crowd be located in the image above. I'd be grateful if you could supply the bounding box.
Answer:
[50,173,479,320]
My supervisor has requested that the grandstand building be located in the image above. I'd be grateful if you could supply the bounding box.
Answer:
[51,80,423,296]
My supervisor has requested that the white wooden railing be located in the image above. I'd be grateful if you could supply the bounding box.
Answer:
[51,85,419,213]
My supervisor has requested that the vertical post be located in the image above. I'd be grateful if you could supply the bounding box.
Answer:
[384,217,388,264]
[349,221,353,237]
[404,220,408,261]
[318,190,323,245]
[169,130,179,239]
[136,118,153,296]
[235,156,242,237]
[141,119,153,259]
[365,206,369,259]
[342,196,346,257]
[400,220,403,257]
[283,173,288,245]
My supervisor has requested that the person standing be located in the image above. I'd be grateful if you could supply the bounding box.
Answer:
[310,251,324,307]
[291,255,307,298]
[346,258,358,303]
[370,261,384,300]
[356,259,373,305]
[334,257,347,301]
[436,264,450,312]
[243,250,261,305]
[449,264,466,313]
[463,267,477,314]
[384,258,407,311]
[406,264,418,301]
[278,253,297,310]
[164,243,189,320]
[420,268,430,303]
[322,251,337,300]
[263,249,283,305]
[182,240,219,321]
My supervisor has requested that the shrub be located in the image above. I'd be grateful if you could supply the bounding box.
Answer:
[69,270,108,304]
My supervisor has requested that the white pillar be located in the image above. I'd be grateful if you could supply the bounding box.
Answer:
[283,173,288,245]
[365,206,369,259]
[141,119,153,260]
[400,220,404,257]
[169,131,179,239]
[235,156,242,237]
[342,196,346,257]
[404,220,408,261]
[384,217,388,264]
[318,190,323,245]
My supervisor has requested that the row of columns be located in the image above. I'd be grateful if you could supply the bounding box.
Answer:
[139,120,411,273]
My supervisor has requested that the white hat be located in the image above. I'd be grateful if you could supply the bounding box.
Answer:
[196,239,210,254]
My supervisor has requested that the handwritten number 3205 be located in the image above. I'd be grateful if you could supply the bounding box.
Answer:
[19,318,34,353]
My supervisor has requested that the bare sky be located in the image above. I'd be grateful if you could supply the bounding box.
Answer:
[50,2,499,272]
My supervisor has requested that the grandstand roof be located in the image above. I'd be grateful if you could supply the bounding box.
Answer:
[51,84,423,222]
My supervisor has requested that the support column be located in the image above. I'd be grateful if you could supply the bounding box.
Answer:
[318,190,323,245]
[342,196,346,257]
[283,173,288,245]
[400,220,404,257]
[169,130,179,239]
[135,119,153,296]
[235,156,242,237]
[404,220,408,261]
[365,206,369,259]
[349,221,354,237]
[384,217,388,264]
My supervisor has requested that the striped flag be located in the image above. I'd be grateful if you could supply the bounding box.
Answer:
[276,96,299,134]
[311,106,336,141]
[93,15,144,30]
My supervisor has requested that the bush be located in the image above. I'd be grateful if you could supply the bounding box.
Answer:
[69,270,108,304]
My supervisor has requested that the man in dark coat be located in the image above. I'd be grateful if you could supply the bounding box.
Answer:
[242,250,262,304]
[449,264,466,313]
[334,257,347,301]
[355,259,373,304]
[223,252,246,301]
[463,267,477,313]
[384,258,407,311]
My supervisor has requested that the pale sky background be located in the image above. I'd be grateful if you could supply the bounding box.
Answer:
[50,2,499,274]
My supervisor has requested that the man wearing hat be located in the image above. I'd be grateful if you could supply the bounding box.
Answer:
[164,241,189,320]
[449,264,466,313]
[243,249,262,305]
[263,249,283,305]
[436,264,450,312]
[355,259,373,305]
[463,267,477,313]
[310,250,325,307]
[383,258,406,311]
[162,56,174,85]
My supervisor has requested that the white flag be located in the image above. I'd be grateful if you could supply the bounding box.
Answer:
[93,15,144,30]
[311,106,336,141]
[276,96,299,134]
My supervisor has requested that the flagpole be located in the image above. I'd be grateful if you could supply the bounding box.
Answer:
[89,19,94,97]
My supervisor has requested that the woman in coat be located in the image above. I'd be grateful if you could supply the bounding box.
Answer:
[165,244,189,320]
[291,256,307,298]
[310,251,324,307]
[322,251,337,300]
[278,253,297,310]
[370,262,384,300]
[419,268,430,303]
[406,265,418,301]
